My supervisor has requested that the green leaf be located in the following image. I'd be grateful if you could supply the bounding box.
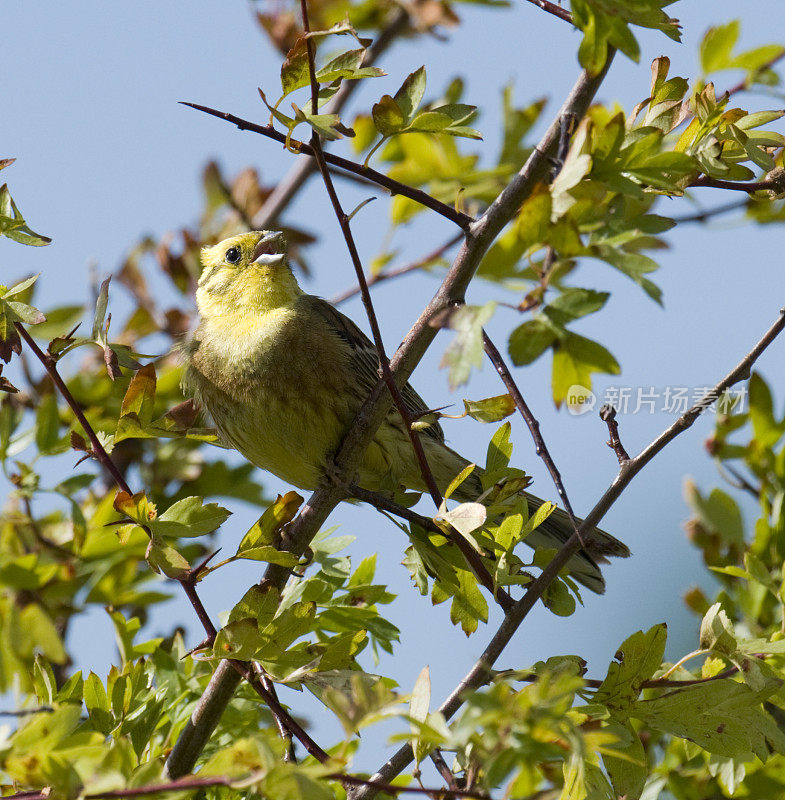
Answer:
[700,21,740,73]
[317,49,385,84]
[84,672,113,735]
[372,94,405,136]
[544,288,610,325]
[237,491,303,553]
[279,39,309,97]
[394,66,427,122]
[749,372,785,447]
[0,184,51,246]
[508,319,558,366]
[551,332,620,407]
[602,719,648,800]
[154,496,231,539]
[486,422,513,475]
[439,302,496,390]
[595,624,667,710]
[449,569,488,635]
[541,577,577,616]
[146,539,191,579]
[462,394,516,423]
[35,392,61,454]
[632,680,785,760]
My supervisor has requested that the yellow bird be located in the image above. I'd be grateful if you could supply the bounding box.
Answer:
[182,231,629,592]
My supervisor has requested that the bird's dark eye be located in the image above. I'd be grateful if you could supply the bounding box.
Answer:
[225,246,241,265]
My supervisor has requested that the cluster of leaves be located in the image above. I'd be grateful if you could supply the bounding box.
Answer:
[432,44,784,406]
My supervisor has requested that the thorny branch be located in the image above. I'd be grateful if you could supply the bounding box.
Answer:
[599,404,630,464]
[181,101,473,230]
[481,330,577,524]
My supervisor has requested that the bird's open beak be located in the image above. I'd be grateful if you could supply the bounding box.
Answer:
[251,231,286,266]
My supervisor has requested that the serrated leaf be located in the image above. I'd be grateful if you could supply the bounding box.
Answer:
[394,66,426,122]
[632,679,785,760]
[595,624,667,710]
[146,540,191,578]
[155,496,231,538]
[552,332,620,407]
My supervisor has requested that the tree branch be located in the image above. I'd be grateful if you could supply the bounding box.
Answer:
[180,101,473,230]
[482,330,577,524]
[331,232,463,305]
[690,174,785,193]
[351,304,785,798]
[521,0,573,24]
[599,404,630,464]
[11,324,318,771]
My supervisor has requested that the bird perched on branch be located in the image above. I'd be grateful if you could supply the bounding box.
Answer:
[182,230,629,592]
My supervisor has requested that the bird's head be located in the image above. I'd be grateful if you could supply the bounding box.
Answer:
[196,230,300,316]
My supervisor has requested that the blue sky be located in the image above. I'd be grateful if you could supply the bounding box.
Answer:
[3,0,785,770]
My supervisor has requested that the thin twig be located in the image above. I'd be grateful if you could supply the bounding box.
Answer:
[521,0,573,24]
[352,307,785,798]
[21,495,73,557]
[181,101,473,230]
[0,707,54,717]
[482,331,577,524]
[14,323,133,495]
[348,483,514,612]
[671,199,748,224]
[718,462,761,499]
[331,232,463,305]
[724,49,785,97]
[430,749,460,793]
[690,175,783,193]
[599,404,630,464]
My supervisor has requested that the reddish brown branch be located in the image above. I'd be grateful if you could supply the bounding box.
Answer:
[482,331,577,525]
[331,233,463,305]
[522,0,572,24]
[599,404,630,464]
[297,0,446,512]
[14,322,314,766]
[180,101,473,230]
[690,174,784,193]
